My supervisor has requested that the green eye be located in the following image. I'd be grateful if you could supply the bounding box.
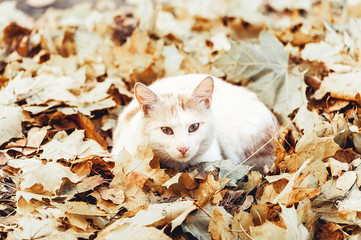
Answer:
[161,127,174,135]
[188,123,199,133]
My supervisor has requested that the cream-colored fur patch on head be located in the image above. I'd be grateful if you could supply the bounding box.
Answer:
[134,77,216,169]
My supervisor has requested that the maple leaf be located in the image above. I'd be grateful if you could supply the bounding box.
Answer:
[8,158,81,195]
[9,213,77,240]
[214,31,306,123]
[40,130,110,161]
[113,144,170,186]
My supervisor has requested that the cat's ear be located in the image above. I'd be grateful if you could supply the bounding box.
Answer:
[191,76,214,108]
[134,83,159,116]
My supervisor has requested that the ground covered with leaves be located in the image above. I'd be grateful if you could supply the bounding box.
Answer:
[1,0,361,239]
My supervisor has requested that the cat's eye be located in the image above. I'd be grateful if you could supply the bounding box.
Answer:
[161,127,174,135]
[188,123,199,133]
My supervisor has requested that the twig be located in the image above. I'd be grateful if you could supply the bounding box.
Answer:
[193,201,211,218]
[326,95,333,121]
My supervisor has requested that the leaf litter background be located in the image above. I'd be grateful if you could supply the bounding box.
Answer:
[1,0,361,239]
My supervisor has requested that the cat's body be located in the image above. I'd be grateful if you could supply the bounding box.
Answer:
[112,74,276,172]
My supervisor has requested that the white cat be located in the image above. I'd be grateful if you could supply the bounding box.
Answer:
[112,74,277,172]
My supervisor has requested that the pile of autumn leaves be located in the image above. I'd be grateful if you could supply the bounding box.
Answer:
[1,0,361,239]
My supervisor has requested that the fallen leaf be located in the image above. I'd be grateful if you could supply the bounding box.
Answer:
[98,186,125,205]
[9,213,77,240]
[8,158,81,194]
[209,207,237,240]
[232,210,254,240]
[277,131,340,172]
[279,204,309,240]
[40,130,110,161]
[113,145,169,186]
[249,221,286,239]
[96,219,171,240]
[314,71,361,101]
[51,201,109,216]
[182,204,214,240]
[0,105,24,146]
[326,158,349,177]
[336,171,356,191]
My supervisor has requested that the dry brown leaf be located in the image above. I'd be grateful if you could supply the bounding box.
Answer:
[8,213,77,240]
[98,186,125,205]
[0,105,24,146]
[8,158,81,194]
[314,71,361,101]
[249,221,286,240]
[96,200,196,239]
[70,113,107,149]
[209,207,237,240]
[257,184,279,205]
[96,220,171,240]
[315,222,346,240]
[326,158,349,177]
[232,210,254,240]
[280,204,309,239]
[26,127,48,150]
[51,201,109,216]
[337,185,361,225]
[190,173,223,207]
[40,130,110,161]
[162,172,199,197]
[72,175,105,194]
[113,145,170,186]
[277,131,340,172]
[336,171,356,191]
[89,190,122,214]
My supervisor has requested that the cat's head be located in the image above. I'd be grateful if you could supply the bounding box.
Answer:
[134,76,216,169]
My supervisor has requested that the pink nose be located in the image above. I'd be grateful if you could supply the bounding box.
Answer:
[177,147,189,155]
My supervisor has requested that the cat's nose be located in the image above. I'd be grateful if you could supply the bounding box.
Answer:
[177,147,189,155]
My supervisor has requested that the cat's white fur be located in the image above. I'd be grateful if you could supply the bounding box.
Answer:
[112,74,276,172]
